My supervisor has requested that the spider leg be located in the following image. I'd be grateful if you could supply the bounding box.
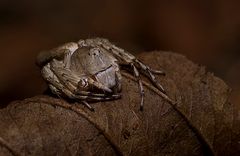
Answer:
[75,94,121,101]
[42,64,77,98]
[49,84,61,96]
[43,63,121,111]
[148,68,166,75]
[63,50,72,68]
[115,70,122,92]
[79,93,121,111]
[98,38,166,93]
[37,42,78,67]
[131,63,144,110]
[48,60,75,89]
[87,77,112,93]
[135,60,165,93]
[81,101,94,111]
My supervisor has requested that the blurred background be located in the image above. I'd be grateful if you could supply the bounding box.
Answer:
[0,0,239,107]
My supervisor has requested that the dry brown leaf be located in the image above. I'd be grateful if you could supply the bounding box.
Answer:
[0,52,238,156]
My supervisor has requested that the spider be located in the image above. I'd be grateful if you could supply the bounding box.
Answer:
[37,38,166,111]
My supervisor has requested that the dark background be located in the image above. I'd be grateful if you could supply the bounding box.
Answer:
[0,0,239,107]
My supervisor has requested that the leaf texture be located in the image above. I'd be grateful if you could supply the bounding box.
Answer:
[0,52,238,156]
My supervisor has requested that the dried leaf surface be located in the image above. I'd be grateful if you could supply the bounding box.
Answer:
[0,52,238,156]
